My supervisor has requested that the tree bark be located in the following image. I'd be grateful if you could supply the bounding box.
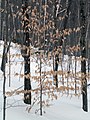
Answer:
[22,0,31,104]
[53,0,59,87]
[80,0,88,112]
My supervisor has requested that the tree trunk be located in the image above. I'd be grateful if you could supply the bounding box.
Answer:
[22,0,31,104]
[40,53,42,115]
[53,0,59,87]
[1,1,9,120]
[80,0,88,112]
[24,56,31,104]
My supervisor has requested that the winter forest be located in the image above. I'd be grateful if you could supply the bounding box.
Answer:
[0,0,90,120]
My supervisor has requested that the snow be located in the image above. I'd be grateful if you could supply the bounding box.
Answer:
[3,95,90,120]
[0,42,90,120]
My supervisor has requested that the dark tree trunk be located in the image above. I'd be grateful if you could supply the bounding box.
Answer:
[80,0,88,112]
[40,53,42,115]
[53,0,59,87]
[22,0,31,104]
[1,1,9,120]
[54,53,59,87]
[24,56,31,104]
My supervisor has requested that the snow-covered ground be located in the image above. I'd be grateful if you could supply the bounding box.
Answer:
[0,42,90,120]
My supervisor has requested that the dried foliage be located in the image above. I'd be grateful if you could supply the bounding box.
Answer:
[0,0,90,114]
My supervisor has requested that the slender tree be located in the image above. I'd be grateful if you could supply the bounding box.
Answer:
[53,0,59,87]
[40,52,42,115]
[80,0,88,112]
[1,0,9,120]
